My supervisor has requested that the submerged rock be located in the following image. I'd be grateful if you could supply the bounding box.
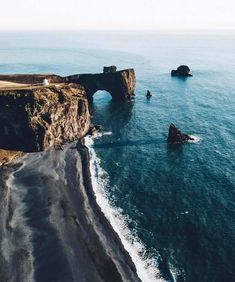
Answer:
[171,65,192,77]
[0,83,90,152]
[167,124,194,143]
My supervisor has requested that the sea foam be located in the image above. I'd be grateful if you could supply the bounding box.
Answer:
[84,133,166,282]
[188,135,202,143]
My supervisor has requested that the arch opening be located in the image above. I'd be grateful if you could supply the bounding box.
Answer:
[92,90,112,105]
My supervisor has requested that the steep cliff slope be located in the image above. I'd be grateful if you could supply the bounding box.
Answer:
[0,83,90,152]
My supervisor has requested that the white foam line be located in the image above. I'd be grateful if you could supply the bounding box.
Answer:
[84,134,166,282]
[188,135,202,143]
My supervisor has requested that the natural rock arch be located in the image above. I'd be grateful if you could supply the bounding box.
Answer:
[63,69,136,102]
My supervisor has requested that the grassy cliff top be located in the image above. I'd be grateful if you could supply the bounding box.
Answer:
[0,83,86,98]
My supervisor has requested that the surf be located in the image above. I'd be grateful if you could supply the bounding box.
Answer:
[84,133,166,282]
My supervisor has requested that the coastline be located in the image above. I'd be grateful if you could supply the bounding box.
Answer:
[0,142,141,282]
[76,141,142,281]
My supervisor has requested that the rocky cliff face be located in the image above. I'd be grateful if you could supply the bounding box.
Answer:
[0,68,135,152]
[64,69,136,101]
[0,83,90,152]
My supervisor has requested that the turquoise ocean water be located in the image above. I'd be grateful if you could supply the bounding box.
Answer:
[0,31,235,282]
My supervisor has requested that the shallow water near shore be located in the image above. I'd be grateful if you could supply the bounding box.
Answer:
[0,31,235,281]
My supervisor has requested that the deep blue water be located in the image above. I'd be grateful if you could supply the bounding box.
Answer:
[0,31,235,281]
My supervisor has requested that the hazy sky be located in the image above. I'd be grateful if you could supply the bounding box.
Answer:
[1,0,235,30]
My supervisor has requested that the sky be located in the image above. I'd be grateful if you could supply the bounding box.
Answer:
[0,0,235,30]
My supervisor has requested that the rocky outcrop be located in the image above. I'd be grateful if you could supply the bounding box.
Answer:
[171,65,192,77]
[64,69,136,101]
[167,124,194,143]
[0,83,90,152]
[0,68,135,152]
[103,66,117,73]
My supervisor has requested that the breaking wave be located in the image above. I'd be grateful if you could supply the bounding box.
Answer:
[188,135,202,143]
[84,133,166,282]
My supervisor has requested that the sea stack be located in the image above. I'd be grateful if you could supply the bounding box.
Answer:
[171,65,192,77]
[167,124,194,143]
[146,90,152,98]
[103,65,117,73]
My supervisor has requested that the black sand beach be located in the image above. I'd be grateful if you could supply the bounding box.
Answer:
[0,142,141,282]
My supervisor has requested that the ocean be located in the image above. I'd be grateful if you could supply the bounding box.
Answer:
[0,31,235,282]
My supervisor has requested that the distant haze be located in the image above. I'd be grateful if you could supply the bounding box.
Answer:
[1,0,235,30]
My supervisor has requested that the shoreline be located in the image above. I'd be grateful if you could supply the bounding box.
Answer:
[83,135,165,282]
[77,141,142,281]
[0,143,141,282]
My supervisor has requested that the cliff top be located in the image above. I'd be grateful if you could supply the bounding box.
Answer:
[0,80,28,89]
[0,83,86,97]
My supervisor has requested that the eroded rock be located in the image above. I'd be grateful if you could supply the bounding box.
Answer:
[171,65,192,77]
[167,124,194,143]
[103,66,117,73]
[64,69,136,102]
[0,83,90,152]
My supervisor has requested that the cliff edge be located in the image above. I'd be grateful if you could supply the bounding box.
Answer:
[0,68,135,153]
[0,83,90,152]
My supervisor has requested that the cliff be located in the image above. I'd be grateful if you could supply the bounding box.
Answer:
[0,74,63,85]
[0,83,90,152]
[64,69,136,101]
[0,68,135,153]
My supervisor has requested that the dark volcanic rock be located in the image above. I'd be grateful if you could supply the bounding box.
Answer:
[171,65,192,77]
[87,124,102,136]
[0,84,90,152]
[103,66,117,73]
[146,90,152,98]
[167,124,194,143]
[63,69,136,102]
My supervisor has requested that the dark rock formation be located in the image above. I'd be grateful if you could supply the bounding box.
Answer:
[167,124,194,143]
[146,90,152,98]
[87,124,102,136]
[103,66,117,73]
[171,65,192,77]
[64,69,136,102]
[0,83,90,152]
[0,68,136,151]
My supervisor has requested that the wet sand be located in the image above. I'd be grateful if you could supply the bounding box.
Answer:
[0,142,141,282]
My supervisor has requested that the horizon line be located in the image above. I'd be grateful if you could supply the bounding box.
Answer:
[0,28,235,33]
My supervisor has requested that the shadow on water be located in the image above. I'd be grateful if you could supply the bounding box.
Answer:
[171,76,190,82]
[93,138,163,149]
[93,139,191,150]
[89,91,135,130]
[167,143,184,154]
